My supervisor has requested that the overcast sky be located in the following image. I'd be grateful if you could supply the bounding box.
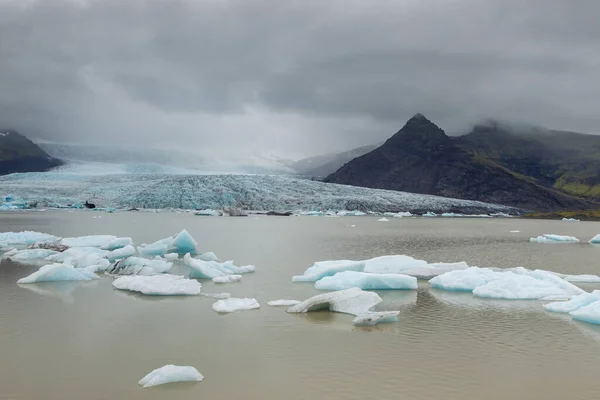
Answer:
[0,0,598,159]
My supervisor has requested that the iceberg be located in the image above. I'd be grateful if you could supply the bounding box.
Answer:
[555,273,600,283]
[106,245,136,262]
[138,229,199,257]
[562,217,580,222]
[212,298,260,313]
[108,257,172,276]
[5,249,58,264]
[363,255,429,274]
[429,267,506,292]
[267,299,301,307]
[529,234,579,243]
[17,263,99,283]
[183,254,227,279]
[0,231,60,250]
[570,301,600,325]
[589,234,600,244]
[377,217,389,222]
[139,365,204,388]
[337,210,367,216]
[212,274,242,283]
[352,311,399,326]
[292,260,366,282]
[61,235,119,248]
[399,262,470,280]
[170,229,198,254]
[287,287,382,316]
[510,230,521,233]
[46,247,110,269]
[544,291,600,313]
[200,292,231,299]
[101,237,134,250]
[423,212,437,217]
[164,253,179,261]
[113,274,201,295]
[138,242,169,258]
[315,271,417,291]
[198,252,219,262]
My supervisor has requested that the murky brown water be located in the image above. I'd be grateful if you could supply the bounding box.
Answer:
[2,211,600,400]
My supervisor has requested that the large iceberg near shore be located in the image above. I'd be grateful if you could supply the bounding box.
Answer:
[113,274,201,295]
[17,263,99,283]
[287,287,383,316]
[530,234,580,243]
[315,271,417,291]
[139,365,204,388]
[212,298,260,313]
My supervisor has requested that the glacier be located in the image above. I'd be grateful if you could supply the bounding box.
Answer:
[529,234,580,243]
[139,365,204,388]
[18,263,99,283]
[352,311,399,326]
[112,274,202,296]
[315,271,417,291]
[287,288,384,316]
[0,167,521,214]
[212,298,260,313]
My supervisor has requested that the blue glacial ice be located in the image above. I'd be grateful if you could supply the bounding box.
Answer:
[139,365,204,388]
[197,251,219,262]
[292,260,366,282]
[529,234,580,243]
[429,267,500,292]
[106,245,136,262]
[138,229,198,257]
[0,231,60,250]
[589,234,600,244]
[315,271,417,291]
[4,249,59,264]
[108,257,172,276]
[212,298,260,313]
[112,274,202,296]
[287,287,384,316]
[570,301,600,325]
[17,263,99,283]
[352,311,399,326]
[544,291,600,313]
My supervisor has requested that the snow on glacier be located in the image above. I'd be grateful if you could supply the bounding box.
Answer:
[0,168,520,214]
[287,288,383,316]
[113,274,201,296]
[315,271,417,291]
[108,257,172,276]
[212,298,260,313]
[352,311,399,326]
[529,234,580,243]
[212,274,242,283]
[18,263,99,283]
[544,291,600,313]
[139,365,204,388]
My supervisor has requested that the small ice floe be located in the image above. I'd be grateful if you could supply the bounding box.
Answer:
[45,247,110,271]
[552,273,600,283]
[336,210,367,216]
[113,274,201,295]
[287,287,383,316]
[352,311,399,326]
[17,263,99,284]
[183,254,255,279]
[589,234,600,244]
[108,257,172,276]
[510,230,521,233]
[529,234,579,243]
[562,218,580,222]
[292,260,366,282]
[212,275,242,283]
[0,231,60,251]
[194,209,221,216]
[267,299,301,307]
[61,235,122,249]
[138,229,199,258]
[377,218,389,222]
[212,298,260,313]
[570,300,600,325]
[106,245,136,262]
[199,292,230,299]
[139,365,204,388]
[544,291,600,313]
[4,249,58,264]
[422,212,437,217]
[315,271,417,291]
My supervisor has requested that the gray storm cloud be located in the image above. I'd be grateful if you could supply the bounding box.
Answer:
[0,0,599,158]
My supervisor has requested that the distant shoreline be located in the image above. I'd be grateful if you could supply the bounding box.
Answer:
[524,211,600,222]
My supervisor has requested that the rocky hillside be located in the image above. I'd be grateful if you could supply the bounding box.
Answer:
[0,129,63,175]
[325,114,598,211]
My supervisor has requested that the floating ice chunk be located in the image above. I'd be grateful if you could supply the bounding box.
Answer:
[2,249,18,257]
[194,209,221,216]
[61,235,118,248]
[292,260,366,282]
[113,274,201,295]
[589,234,600,244]
[200,292,230,299]
[138,242,169,258]
[138,229,199,257]
[108,257,172,276]
[429,267,502,292]
[6,249,58,264]
[223,264,256,274]
[212,298,260,313]
[287,287,382,316]
[198,252,219,262]
[377,218,389,222]
[315,271,417,291]
[472,272,581,300]
[164,253,179,261]
[183,254,227,279]
[337,210,367,216]
[510,230,521,233]
[562,218,580,222]
[212,275,242,283]
[170,229,198,254]
[139,365,203,388]
[106,245,135,262]
[352,311,399,326]
[544,291,600,313]
[399,262,470,280]
[0,231,60,249]
[17,263,99,283]
[101,237,133,250]
[423,212,437,217]
[529,234,579,243]
[363,255,429,274]
[570,300,600,325]
[267,299,301,307]
[299,210,323,216]
[558,274,600,283]
[46,246,109,268]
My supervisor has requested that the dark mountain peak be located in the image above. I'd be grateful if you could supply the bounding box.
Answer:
[0,128,63,175]
[399,114,445,135]
[386,114,448,149]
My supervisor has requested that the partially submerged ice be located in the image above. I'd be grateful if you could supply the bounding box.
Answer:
[0,231,60,250]
[4,249,59,264]
[212,297,260,313]
[292,260,366,282]
[61,235,124,248]
[287,287,383,316]
[562,217,580,222]
[113,274,201,296]
[267,299,301,307]
[212,275,242,283]
[108,257,172,276]
[184,254,255,279]
[18,263,99,284]
[106,245,136,262]
[315,271,417,291]
[529,234,580,243]
[570,301,600,325]
[139,365,204,388]
[589,234,600,244]
[377,217,389,222]
[544,291,600,313]
[352,311,399,326]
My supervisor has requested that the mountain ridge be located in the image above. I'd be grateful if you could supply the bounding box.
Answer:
[0,129,63,175]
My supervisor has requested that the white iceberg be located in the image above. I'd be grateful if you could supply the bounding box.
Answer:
[287,287,382,316]
[0,231,60,250]
[101,237,134,250]
[170,229,198,254]
[212,298,260,313]
[398,262,470,280]
[184,254,227,279]
[106,245,136,262]
[510,230,521,233]
[139,365,204,388]
[423,212,437,217]
[5,249,58,264]
[363,255,429,274]
[212,275,242,283]
[267,299,301,307]
[544,291,600,313]
[138,242,169,258]
[529,234,579,243]
[61,235,118,248]
[17,263,99,284]
[315,271,417,291]
[562,217,580,222]
[430,267,510,292]
[555,273,600,283]
[200,292,231,299]
[45,247,110,269]
[292,260,366,282]
[570,301,600,325]
[164,253,179,261]
[589,234,600,244]
[113,274,201,295]
[377,217,389,222]
[337,210,367,216]
[352,311,399,326]
[108,257,172,276]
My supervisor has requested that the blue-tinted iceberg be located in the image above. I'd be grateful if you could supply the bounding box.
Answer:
[17,263,99,283]
[106,245,136,262]
[108,257,172,276]
[287,287,383,316]
[0,231,60,250]
[315,271,417,291]
[61,235,119,248]
[544,291,600,313]
[184,254,255,279]
[5,249,58,264]
[138,229,199,257]
[292,260,366,282]
[139,365,204,388]
[101,237,134,250]
[212,298,260,313]
[589,234,600,244]
[46,247,110,270]
[113,274,201,295]
[430,267,499,292]
[352,311,399,326]
[570,301,600,325]
[530,234,579,243]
